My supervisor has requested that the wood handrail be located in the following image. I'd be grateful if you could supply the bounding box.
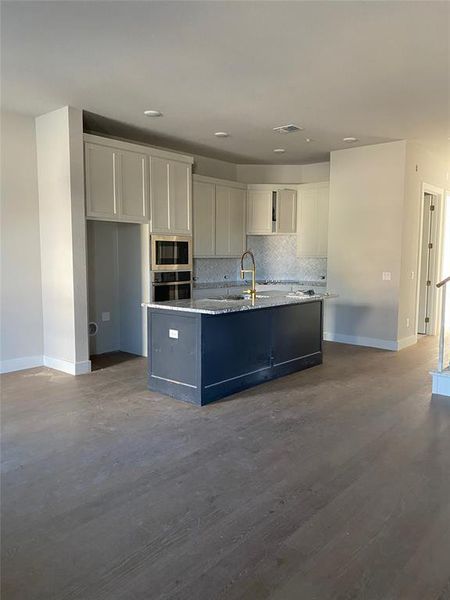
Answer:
[436,276,450,288]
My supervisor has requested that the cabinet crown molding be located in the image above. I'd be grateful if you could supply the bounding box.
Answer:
[83,133,194,165]
[193,174,247,189]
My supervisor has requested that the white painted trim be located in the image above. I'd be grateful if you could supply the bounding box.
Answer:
[297,181,330,190]
[396,335,418,350]
[193,173,247,189]
[0,355,43,374]
[324,332,418,352]
[431,370,450,396]
[43,356,91,375]
[323,332,397,351]
[83,134,194,165]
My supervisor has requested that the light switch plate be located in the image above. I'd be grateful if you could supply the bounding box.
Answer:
[102,312,110,322]
[169,329,179,339]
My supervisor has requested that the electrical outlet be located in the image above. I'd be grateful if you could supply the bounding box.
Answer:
[169,329,179,339]
[382,272,392,281]
[101,312,110,322]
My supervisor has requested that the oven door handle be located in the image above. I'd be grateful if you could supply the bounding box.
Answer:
[152,281,192,286]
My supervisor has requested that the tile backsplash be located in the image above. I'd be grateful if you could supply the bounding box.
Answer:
[194,235,327,283]
[193,258,241,283]
[247,235,326,281]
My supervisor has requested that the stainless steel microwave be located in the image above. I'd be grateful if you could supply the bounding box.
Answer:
[150,235,192,271]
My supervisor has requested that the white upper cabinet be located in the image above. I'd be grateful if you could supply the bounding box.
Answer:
[193,180,215,257]
[193,176,246,258]
[169,161,191,234]
[150,157,170,232]
[246,190,273,234]
[150,157,192,234]
[246,186,297,234]
[120,150,148,223]
[85,143,119,219]
[297,182,330,257]
[215,185,246,256]
[84,135,193,230]
[227,187,246,256]
[276,189,297,234]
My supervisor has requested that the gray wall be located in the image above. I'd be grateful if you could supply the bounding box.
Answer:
[0,111,43,371]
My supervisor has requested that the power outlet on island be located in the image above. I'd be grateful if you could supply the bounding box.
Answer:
[102,312,110,322]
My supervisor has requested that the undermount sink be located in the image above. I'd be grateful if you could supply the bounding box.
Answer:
[206,295,246,301]
[206,293,273,302]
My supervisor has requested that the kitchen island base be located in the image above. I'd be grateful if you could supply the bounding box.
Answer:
[147,300,323,405]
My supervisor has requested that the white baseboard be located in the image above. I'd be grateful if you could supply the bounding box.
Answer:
[324,332,418,352]
[396,335,417,351]
[431,370,450,396]
[0,355,43,374]
[43,356,91,375]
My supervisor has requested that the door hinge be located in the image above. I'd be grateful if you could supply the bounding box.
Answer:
[428,242,433,249]
[425,317,430,323]
[430,204,435,211]
[426,280,432,287]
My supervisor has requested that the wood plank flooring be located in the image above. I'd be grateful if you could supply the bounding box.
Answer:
[1,338,449,600]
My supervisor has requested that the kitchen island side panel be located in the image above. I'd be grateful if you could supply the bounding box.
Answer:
[148,309,202,404]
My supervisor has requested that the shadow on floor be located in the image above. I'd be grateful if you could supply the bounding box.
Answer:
[90,351,140,371]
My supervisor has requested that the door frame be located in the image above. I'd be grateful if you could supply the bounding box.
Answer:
[415,182,445,336]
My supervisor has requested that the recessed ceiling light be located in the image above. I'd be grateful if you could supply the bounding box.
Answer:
[214,131,229,138]
[305,138,312,143]
[273,148,286,153]
[144,110,163,117]
[343,137,358,143]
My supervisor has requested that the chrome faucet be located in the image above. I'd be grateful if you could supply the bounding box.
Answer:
[240,250,256,296]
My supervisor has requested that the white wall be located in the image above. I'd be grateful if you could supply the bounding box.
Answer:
[0,111,44,372]
[398,142,448,340]
[236,162,330,184]
[326,141,407,349]
[36,106,90,374]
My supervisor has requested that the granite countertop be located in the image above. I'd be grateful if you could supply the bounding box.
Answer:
[193,279,327,289]
[143,292,337,315]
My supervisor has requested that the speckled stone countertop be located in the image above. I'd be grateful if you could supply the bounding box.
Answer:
[193,280,327,289]
[143,292,336,315]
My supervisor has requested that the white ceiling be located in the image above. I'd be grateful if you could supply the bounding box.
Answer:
[2,1,449,164]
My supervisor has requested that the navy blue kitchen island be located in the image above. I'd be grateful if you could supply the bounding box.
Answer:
[144,293,332,406]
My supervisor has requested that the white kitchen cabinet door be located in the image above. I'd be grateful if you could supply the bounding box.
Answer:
[216,186,246,256]
[246,190,272,234]
[169,161,191,234]
[85,143,119,219]
[150,157,170,233]
[120,150,148,223]
[276,189,297,233]
[215,185,229,256]
[193,180,215,257]
[228,188,246,256]
[297,183,329,257]
[316,185,330,257]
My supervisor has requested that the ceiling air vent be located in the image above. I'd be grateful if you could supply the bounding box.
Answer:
[273,124,303,134]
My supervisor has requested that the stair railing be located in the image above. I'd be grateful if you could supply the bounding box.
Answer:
[436,276,450,372]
